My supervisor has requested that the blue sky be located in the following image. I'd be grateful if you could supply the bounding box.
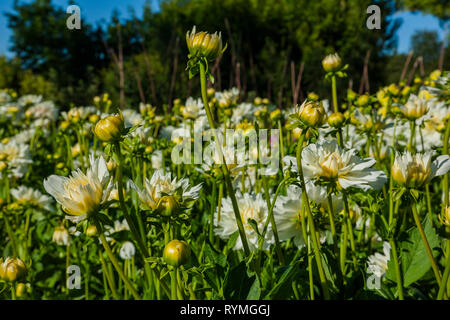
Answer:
[0,1,446,57]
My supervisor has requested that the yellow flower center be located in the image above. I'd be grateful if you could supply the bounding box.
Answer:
[319,153,342,179]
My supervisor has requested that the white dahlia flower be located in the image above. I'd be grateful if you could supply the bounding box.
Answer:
[43,154,113,222]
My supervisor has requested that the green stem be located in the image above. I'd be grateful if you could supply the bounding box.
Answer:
[437,239,450,300]
[411,201,441,286]
[170,268,177,300]
[114,142,170,297]
[425,184,434,227]
[389,239,404,300]
[94,218,141,300]
[343,194,357,268]
[99,248,120,300]
[408,121,416,154]
[296,133,330,299]
[11,284,16,300]
[262,175,285,265]
[3,213,18,257]
[199,62,250,256]
[331,75,339,113]
[443,119,450,207]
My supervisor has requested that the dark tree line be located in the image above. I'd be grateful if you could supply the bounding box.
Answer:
[0,0,447,110]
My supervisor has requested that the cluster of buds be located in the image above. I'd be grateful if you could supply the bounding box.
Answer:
[0,257,27,282]
[163,240,191,267]
[94,112,125,143]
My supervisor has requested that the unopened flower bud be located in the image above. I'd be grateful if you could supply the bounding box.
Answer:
[104,159,115,173]
[163,240,191,267]
[296,100,326,127]
[328,112,345,128]
[89,114,100,124]
[307,92,319,102]
[67,109,81,123]
[439,206,450,227]
[186,26,224,61]
[322,53,342,72]
[16,283,28,298]
[270,109,281,122]
[347,89,357,101]
[357,94,370,106]
[388,84,400,96]
[86,225,98,237]
[60,121,70,131]
[401,86,411,97]
[207,88,215,97]
[0,258,27,282]
[94,113,125,142]
[157,195,179,217]
[52,226,70,246]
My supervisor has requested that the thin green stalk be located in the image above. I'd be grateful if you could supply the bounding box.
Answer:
[199,62,250,257]
[340,220,348,276]
[296,133,330,299]
[209,179,217,244]
[114,142,170,297]
[443,119,450,207]
[99,248,120,300]
[262,175,285,265]
[326,193,337,242]
[389,239,404,300]
[408,121,416,153]
[425,185,434,227]
[11,285,16,300]
[3,213,18,257]
[437,238,450,300]
[170,269,177,300]
[343,194,357,268]
[411,202,441,286]
[94,218,141,300]
[331,75,339,113]
[307,234,314,300]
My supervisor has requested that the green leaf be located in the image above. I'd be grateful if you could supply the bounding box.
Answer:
[226,231,239,250]
[388,216,440,287]
[223,261,254,300]
[204,243,226,268]
[246,276,261,300]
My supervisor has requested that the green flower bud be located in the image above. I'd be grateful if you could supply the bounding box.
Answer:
[157,195,180,217]
[0,257,27,282]
[94,112,125,142]
[163,240,191,267]
[16,283,28,298]
[328,112,345,128]
[296,100,326,127]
